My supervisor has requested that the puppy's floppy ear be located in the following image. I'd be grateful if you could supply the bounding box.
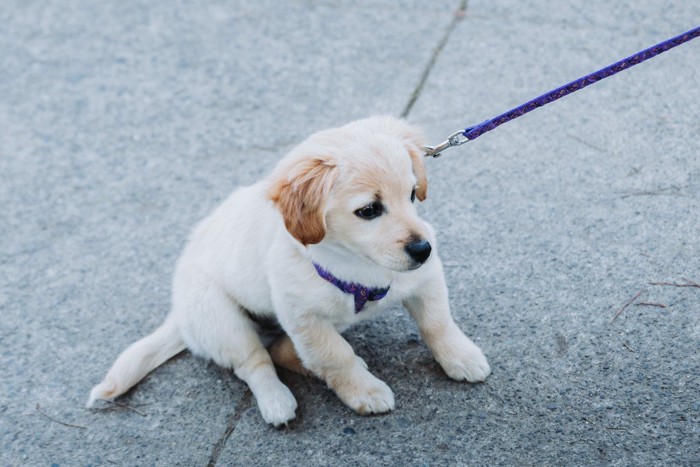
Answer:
[400,124,428,201]
[269,155,338,246]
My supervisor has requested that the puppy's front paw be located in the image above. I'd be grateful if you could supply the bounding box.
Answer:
[435,334,491,383]
[330,366,395,415]
[256,381,298,427]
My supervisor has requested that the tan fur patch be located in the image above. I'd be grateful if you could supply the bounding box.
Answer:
[269,335,311,376]
[269,156,338,245]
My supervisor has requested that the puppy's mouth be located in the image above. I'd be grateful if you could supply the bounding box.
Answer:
[371,254,425,273]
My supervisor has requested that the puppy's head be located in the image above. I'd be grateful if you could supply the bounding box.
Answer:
[269,116,431,271]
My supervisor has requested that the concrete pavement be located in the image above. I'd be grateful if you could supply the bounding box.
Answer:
[1,1,698,465]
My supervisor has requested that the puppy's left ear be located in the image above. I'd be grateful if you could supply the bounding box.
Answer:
[268,155,338,246]
[400,124,428,201]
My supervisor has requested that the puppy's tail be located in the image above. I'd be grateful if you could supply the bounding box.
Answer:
[86,316,185,408]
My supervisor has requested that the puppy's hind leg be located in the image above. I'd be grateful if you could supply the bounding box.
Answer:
[175,267,297,427]
[269,335,311,377]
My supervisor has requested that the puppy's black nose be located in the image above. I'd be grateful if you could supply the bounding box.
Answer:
[405,239,432,264]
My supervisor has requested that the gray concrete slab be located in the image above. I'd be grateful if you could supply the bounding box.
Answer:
[1,0,698,465]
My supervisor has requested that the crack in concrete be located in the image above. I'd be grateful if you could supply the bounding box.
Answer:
[401,0,468,118]
[206,389,253,467]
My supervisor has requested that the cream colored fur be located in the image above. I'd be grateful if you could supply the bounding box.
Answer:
[87,116,490,426]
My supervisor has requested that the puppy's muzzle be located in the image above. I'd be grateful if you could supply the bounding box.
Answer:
[405,239,432,264]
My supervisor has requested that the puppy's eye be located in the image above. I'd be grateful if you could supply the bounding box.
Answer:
[355,202,383,220]
[410,188,416,203]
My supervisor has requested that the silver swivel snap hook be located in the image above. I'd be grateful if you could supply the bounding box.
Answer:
[424,130,469,158]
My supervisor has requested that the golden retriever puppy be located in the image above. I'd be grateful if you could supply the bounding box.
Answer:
[87,116,490,426]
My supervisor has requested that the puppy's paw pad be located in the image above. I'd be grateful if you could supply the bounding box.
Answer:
[441,349,491,383]
[257,384,298,427]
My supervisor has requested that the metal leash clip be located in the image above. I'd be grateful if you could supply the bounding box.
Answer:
[423,130,469,158]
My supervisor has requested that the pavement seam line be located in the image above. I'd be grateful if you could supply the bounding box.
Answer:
[400,0,468,118]
[206,389,253,467]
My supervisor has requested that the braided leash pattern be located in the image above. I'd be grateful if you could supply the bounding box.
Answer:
[461,26,700,142]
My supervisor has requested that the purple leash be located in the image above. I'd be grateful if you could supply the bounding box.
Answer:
[425,26,700,157]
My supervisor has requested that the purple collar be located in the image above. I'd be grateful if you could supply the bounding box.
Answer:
[312,263,390,313]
